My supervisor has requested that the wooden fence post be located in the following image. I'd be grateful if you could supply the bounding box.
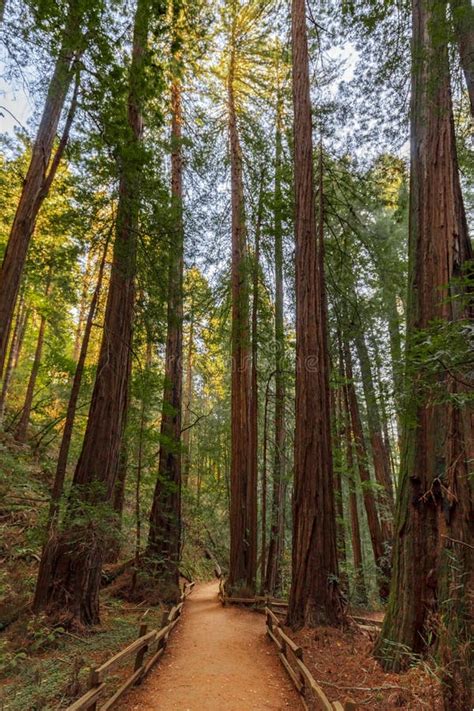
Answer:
[133,623,149,675]
[88,668,99,711]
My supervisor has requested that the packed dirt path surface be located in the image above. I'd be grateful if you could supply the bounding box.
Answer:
[120,580,300,710]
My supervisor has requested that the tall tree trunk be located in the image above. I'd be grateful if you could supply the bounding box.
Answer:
[13,305,28,370]
[260,371,271,592]
[343,341,390,600]
[0,297,27,422]
[287,0,341,628]
[251,173,263,590]
[46,237,109,531]
[375,5,473,708]
[342,370,367,605]
[14,276,51,443]
[265,86,286,597]
[146,6,184,596]
[354,332,395,518]
[227,19,256,595]
[33,0,150,627]
[0,8,82,377]
[379,281,403,425]
[450,0,474,116]
[333,385,347,572]
[182,304,194,487]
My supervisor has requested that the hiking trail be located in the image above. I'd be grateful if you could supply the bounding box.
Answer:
[119,580,300,710]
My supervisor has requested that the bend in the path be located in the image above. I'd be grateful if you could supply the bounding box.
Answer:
[120,580,300,710]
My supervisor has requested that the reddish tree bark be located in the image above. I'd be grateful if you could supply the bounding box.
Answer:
[375,6,473,709]
[251,174,263,589]
[354,333,394,525]
[0,6,82,377]
[340,354,367,604]
[33,0,151,626]
[46,237,109,530]
[265,85,286,596]
[343,341,390,600]
[227,12,257,595]
[146,4,184,596]
[287,0,341,628]
[333,385,347,571]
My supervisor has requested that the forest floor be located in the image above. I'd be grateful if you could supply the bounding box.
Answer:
[119,580,299,711]
[120,581,443,711]
[293,625,443,710]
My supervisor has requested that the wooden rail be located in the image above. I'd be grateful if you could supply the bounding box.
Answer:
[66,581,195,711]
[216,575,355,710]
[264,607,356,711]
[217,579,288,612]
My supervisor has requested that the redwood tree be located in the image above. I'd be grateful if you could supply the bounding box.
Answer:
[33,0,152,626]
[146,0,184,596]
[286,0,341,628]
[375,3,473,708]
[343,340,390,600]
[0,1,84,377]
[265,78,287,596]
[47,236,109,530]
[227,6,257,595]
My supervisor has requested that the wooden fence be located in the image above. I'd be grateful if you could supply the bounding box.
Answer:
[264,607,356,711]
[66,581,195,711]
[217,577,287,613]
[217,578,355,710]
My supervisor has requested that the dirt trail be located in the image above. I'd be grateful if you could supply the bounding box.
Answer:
[120,580,300,710]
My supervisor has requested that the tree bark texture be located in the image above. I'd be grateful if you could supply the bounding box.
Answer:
[227,18,257,595]
[147,59,184,595]
[375,6,473,709]
[354,333,395,519]
[33,0,150,626]
[265,87,286,596]
[287,0,341,628]
[343,341,390,600]
[47,237,109,530]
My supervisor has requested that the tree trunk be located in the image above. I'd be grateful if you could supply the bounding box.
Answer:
[251,173,263,590]
[33,0,150,627]
[0,5,82,377]
[333,385,347,572]
[46,237,109,530]
[260,371,271,593]
[354,332,394,520]
[450,0,474,116]
[14,276,51,443]
[265,85,286,597]
[375,7,473,710]
[343,341,390,600]
[146,7,184,596]
[0,296,27,422]
[182,304,194,487]
[227,18,256,595]
[342,375,367,605]
[287,0,341,628]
